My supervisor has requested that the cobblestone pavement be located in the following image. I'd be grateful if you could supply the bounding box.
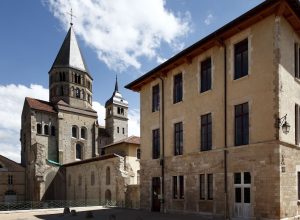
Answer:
[0,206,214,220]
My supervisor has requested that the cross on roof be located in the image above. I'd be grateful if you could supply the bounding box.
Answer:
[67,8,76,26]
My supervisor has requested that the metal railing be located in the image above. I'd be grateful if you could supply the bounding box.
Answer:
[0,200,122,211]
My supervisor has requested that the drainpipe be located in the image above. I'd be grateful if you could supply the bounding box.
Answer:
[223,42,230,220]
[159,76,165,212]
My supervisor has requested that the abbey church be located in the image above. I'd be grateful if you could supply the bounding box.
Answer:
[13,25,140,204]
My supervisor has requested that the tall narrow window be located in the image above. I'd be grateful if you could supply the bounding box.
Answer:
[200,174,205,200]
[37,123,42,134]
[8,175,13,185]
[137,149,141,159]
[200,58,212,93]
[234,39,248,79]
[207,174,213,200]
[296,104,300,145]
[44,125,49,135]
[72,126,78,138]
[106,167,111,185]
[51,126,56,136]
[152,84,160,112]
[295,43,300,78]
[75,88,80,98]
[174,122,183,155]
[117,127,119,133]
[298,172,300,200]
[235,103,249,146]
[76,144,82,160]
[201,113,212,151]
[173,73,183,103]
[173,176,184,199]
[122,128,125,134]
[152,129,160,159]
[81,127,86,139]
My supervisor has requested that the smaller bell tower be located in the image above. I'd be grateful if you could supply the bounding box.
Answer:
[105,76,128,144]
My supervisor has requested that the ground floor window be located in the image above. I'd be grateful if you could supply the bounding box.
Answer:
[234,172,252,218]
[173,175,184,199]
[199,173,213,200]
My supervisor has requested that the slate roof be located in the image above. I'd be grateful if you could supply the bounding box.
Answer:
[25,97,56,113]
[50,26,91,78]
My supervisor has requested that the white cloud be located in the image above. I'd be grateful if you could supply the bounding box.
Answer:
[45,0,191,72]
[204,13,214,26]
[0,84,48,162]
[0,84,140,162]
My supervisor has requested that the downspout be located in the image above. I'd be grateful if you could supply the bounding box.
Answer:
[159,76,165,212]
[223,42,230,220]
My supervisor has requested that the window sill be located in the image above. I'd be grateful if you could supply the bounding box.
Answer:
[173,100,183,105]
[199,89,212,95]
[233,74,249,82]
[36,134,50,137]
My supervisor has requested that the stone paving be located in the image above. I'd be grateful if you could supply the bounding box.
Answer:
[0,206,213,220]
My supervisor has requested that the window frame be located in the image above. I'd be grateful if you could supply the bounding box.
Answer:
[201,113,212,151]
[234,39,249,80]
[174,122,183,156]
[173,73,183,104]
[207,174,213,200]
[152,129,160,159]
[173,175,184,200]
[152,84,160,112]
[235,102,249,146]
[75,143,82,160]
[37,123,42,135]
[200,174,205,200]
[200,57,212,93]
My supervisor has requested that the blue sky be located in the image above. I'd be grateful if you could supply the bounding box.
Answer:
[0,0,264,161]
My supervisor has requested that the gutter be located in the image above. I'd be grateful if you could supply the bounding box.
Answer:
[159,76,165,212]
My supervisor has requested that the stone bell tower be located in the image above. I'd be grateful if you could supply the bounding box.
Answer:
[48,25,93,109]
[105,76,129,144]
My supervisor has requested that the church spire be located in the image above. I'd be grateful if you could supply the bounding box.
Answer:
[115,75,119,93]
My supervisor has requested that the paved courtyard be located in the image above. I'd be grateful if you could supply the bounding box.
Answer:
[0,206,214,220]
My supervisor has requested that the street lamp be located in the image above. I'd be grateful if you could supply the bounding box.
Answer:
[278,114,290,134]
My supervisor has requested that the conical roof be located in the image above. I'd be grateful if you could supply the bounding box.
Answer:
[50,26,90,75]
[105,76,128,107]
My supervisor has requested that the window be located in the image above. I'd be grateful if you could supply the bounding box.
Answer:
[72,126,78,138]
[201,113,212,151]
[51,126,56,136]
[295,43,300,78]
[137,149,141,159]
[81,127,86,139]
[76,144,82,160]
[173,73,183,103]
[298,172,300,200]
[152,129,160,159]
[152,84,160,112]
[200,174,205,200]
[173,176,184,199]
[234,39,248,79]
[60,86,64,96]
[75,88,80,98]
[122,128,125,134]
[296,104,300,145]
[174,122,183,155]
[117,127,119,133]
[234,172,251,204]
[91,171,95,186]
[106,167,111,185]
[8,175,13,185]
[59,72,66,81]
[235,103,249,146]
[200,58,212,93]
[207,174,213,200]
[37,123,42,134]
[44,125,49,135]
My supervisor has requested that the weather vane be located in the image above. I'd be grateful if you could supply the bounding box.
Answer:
[67,8,76,26]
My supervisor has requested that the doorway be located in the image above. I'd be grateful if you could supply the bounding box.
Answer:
[151,177,161,212]
[234,172,252,218]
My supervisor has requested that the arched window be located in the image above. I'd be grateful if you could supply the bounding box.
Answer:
[91,171,95,186]
[72,126,78,138]
[106,167,110,185]
[122,128,125,134]
[44,125,49,135]
[76,144,82,160]
[37,123,42,134]
[117,107,120,114]
[81,127,86,139]
[75,88,80,98]
[137,149,141,159]
[117,127,119,133]
[105,189,111,202]
[51,126,56,136]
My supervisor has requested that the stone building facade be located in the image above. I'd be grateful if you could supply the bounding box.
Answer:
[126,0,300,219]
[20,24,140,204]
[0,155,25,203]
